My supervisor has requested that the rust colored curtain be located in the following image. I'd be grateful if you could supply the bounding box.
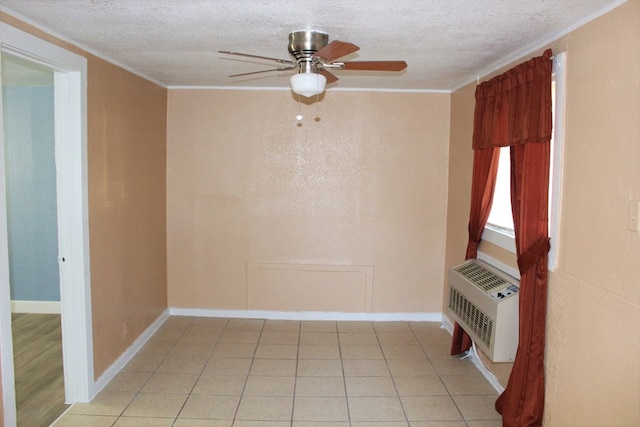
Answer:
[472,50,553,150]
[451,49,553,427]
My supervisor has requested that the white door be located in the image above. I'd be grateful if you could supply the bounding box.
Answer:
[0,22,94,427]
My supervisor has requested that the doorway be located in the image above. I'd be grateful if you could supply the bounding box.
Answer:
[0,22,93,427]
[2,52,69,426]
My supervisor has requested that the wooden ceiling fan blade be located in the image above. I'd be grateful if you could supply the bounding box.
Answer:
[318,68,339,84]
[219,50,296,65]
[341,61,408,71]
[313,40,359,62]
[229,66,297,78]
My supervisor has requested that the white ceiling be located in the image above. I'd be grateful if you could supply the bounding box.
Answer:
[0,0,626,91]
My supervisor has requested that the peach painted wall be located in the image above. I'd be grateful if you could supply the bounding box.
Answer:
[0,13,168,379]
[167,90,451,313]
[444,81,474,289]
[87,57,167,376]
[544,0,640,424]
[447,1,640,424]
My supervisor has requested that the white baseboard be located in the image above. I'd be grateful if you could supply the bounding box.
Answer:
[91,308,170,398]
[441,313,455,335]
[168,307,443,322]
[441,313,505,394]
[469,343,506,394]
[11,300,61,314]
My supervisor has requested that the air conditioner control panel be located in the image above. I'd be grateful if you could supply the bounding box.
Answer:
[490,284,519,301]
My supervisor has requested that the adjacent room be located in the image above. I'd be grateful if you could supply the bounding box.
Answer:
[0,1,639,426]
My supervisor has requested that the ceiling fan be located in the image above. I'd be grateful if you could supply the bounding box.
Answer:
[219,30,407,97]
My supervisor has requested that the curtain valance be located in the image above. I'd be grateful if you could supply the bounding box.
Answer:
[472,49,553,150]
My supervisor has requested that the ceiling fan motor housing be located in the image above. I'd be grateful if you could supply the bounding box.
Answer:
[289,30,328,73]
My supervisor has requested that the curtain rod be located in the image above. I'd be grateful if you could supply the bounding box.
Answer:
[476,51,563,85]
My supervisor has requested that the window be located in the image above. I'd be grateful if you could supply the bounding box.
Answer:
[481,53,565,271]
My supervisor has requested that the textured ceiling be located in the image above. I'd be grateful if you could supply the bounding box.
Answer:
[0,0,627,91]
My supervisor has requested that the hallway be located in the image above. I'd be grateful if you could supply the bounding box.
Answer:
[13,313,68,427]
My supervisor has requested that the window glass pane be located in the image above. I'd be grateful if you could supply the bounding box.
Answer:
[486,146,514,234]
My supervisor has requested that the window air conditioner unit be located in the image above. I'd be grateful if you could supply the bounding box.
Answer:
[447,259,520,362]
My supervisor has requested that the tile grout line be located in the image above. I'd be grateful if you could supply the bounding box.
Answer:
[392,320,424,426]
[413,322,468,424]
[335,320,352,426]
[119,316,195,425]
[230,318,265,425]
[289,320,301,427]
[172,316,229,426]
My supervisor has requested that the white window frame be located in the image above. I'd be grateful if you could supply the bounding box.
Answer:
[480,52,566,272]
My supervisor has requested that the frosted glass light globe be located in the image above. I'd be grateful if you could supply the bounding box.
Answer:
[290,73,327,97]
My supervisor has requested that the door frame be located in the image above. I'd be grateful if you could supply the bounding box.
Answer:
[0,22,93,426]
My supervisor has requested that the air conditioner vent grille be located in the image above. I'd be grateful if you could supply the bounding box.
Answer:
[448,287,493,348]
[452,261,509,294]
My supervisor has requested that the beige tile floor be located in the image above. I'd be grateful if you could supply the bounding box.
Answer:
[52,316,501,427]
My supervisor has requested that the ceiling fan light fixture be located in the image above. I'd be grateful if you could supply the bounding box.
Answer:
[290,72,326,97]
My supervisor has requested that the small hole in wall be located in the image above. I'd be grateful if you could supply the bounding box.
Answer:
[296,122,303,128]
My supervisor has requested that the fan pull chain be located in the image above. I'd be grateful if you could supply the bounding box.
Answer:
[296,94,303,122]
[314,93,321,121]
[314,73,321,121]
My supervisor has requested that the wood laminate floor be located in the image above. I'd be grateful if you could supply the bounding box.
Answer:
[12,313,69,427]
